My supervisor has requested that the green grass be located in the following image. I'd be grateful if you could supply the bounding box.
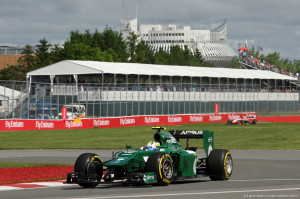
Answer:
[0,162,69,169]
[0,123,299,150]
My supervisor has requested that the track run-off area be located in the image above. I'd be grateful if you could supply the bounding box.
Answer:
[0,150,299,199]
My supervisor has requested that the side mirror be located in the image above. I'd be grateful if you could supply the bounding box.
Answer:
[126,144,133,152]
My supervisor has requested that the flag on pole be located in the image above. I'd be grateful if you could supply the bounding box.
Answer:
[245,38,248,48]
[257,45,263,51]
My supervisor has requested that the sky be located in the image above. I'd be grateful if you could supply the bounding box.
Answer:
[0,0,299,60]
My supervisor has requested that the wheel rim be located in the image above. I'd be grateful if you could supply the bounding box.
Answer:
[225,155,233,175]
[162,159,173,179]
[87,159,102,181]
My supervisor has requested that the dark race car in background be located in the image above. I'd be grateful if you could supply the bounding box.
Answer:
[227,115,257,125]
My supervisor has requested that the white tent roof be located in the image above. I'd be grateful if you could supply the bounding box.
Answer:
[27,60,297,81]
[0,86,21,99]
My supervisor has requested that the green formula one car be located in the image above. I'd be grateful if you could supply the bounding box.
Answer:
[65,127,233,187]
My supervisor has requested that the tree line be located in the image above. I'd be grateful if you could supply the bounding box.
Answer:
[0,27,213,81]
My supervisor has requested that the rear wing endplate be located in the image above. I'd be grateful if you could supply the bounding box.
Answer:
[169,130,214,157]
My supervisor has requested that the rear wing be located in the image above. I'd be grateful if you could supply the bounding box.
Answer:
[169,130,214,157]
[169,130,205,139]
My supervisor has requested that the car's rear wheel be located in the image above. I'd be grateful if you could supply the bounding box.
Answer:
[74,153,103,188]
[207,149,233,181]
[252,119,257,124]
[227,120,232,125]
[145,152,174,186]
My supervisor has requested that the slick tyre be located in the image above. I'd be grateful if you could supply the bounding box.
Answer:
[74,153,103,188]
[207,149,233,181]
[145,152,174,186]
[252,119,257,124]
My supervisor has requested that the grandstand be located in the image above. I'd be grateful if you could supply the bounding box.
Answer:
[1,60,299,119]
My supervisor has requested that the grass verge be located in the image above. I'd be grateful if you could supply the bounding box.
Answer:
[0,123,299,150]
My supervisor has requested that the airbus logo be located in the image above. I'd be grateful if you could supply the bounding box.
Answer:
[180,130,203,135]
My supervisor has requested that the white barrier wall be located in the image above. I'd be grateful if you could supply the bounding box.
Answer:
[78,91,299,102]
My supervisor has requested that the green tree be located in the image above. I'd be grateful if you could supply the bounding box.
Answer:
[136,40,154,64]
[18,44,36,71]
[115,32,129,62]
[228,57,241,68]
[35,38,51,68]
[154,48,169,65]
[193,48,204,65]
[293,59,300,73]
[49,44,64,63]
[127,32,138,62]
[69,30,83,44]
[101,26,117,50]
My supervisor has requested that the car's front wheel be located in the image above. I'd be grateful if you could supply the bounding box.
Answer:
[74,153,103,188]
[145,152,174,186]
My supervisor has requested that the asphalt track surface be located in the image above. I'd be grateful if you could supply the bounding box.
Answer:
[1,150,300,199]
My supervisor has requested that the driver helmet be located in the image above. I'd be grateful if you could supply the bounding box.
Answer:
[146,141,160,151]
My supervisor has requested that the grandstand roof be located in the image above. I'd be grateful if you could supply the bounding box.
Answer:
[27,60,297,81]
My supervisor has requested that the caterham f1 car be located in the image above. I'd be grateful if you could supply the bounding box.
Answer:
[65,127,233,187]
[227,115,257,125]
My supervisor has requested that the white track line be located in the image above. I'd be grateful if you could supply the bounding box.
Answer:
[74,188,300,199]
[0,186,23,191]
[230,179,300,182]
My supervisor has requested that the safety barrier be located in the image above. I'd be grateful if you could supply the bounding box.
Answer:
[0,112,257,131]
[258,115,300,123]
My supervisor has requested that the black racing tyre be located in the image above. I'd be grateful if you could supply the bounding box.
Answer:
[74,153,103,188]
[252,119,257,124]
[207,149,233,181]
[145,152,174,186]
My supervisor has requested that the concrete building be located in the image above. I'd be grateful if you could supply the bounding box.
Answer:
[120,18,237,67]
